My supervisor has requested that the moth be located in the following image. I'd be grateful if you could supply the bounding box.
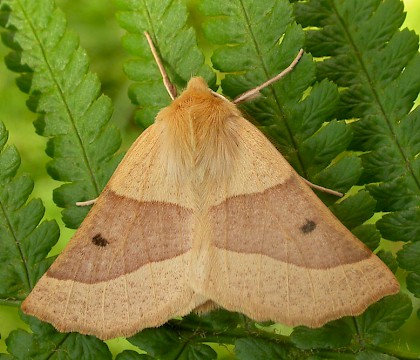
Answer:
[22,32,399,340]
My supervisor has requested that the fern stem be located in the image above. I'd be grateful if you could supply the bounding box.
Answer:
[0,298,22,307]
[45,333,71,360]
[171,318,292,344]
[0,198,32,291]
[371,345,420,360]
[17,0,101,196]
[352,316,366,348]
[141,0,155,35]
[237,0,306,176]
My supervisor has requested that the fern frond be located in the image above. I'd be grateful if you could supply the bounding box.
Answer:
[0,122,59,305]
[291,293,412,352]
[0,0,122,229]
[294,0,420,298]
[5,314,112,359]
[116,0,215,128]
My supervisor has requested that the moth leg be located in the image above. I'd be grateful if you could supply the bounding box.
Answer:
[300,177,343,197]
[144,31,177,100]
[76,198,97,206]
[233,49,304,104]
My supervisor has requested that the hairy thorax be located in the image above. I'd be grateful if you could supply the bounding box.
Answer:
[155,77,242,195]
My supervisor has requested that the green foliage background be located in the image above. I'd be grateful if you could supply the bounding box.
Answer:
[0,0,419,359]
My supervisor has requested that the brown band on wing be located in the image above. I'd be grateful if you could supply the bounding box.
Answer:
[48,188,193,283]
[209,176,372,269]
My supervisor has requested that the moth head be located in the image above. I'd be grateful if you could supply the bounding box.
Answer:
[185,77,211,93]
[165,77,237,120]
[180,77,230,104]
[156,76,241,133]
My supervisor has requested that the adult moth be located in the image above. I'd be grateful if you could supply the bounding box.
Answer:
[22,32,399,340]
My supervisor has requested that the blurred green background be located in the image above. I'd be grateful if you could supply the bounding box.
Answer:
[0,0,419,358]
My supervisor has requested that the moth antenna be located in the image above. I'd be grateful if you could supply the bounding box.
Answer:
[76,198,98,206]
[144,31,177,100]
[301,177,343,197]
[233,49,304,104]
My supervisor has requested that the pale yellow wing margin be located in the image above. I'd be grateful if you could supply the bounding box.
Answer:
[22,124,200,340]
[203,118,400,328]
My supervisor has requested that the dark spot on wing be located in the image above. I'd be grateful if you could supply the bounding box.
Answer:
[92,233,109,247]
[300,220,316,234]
